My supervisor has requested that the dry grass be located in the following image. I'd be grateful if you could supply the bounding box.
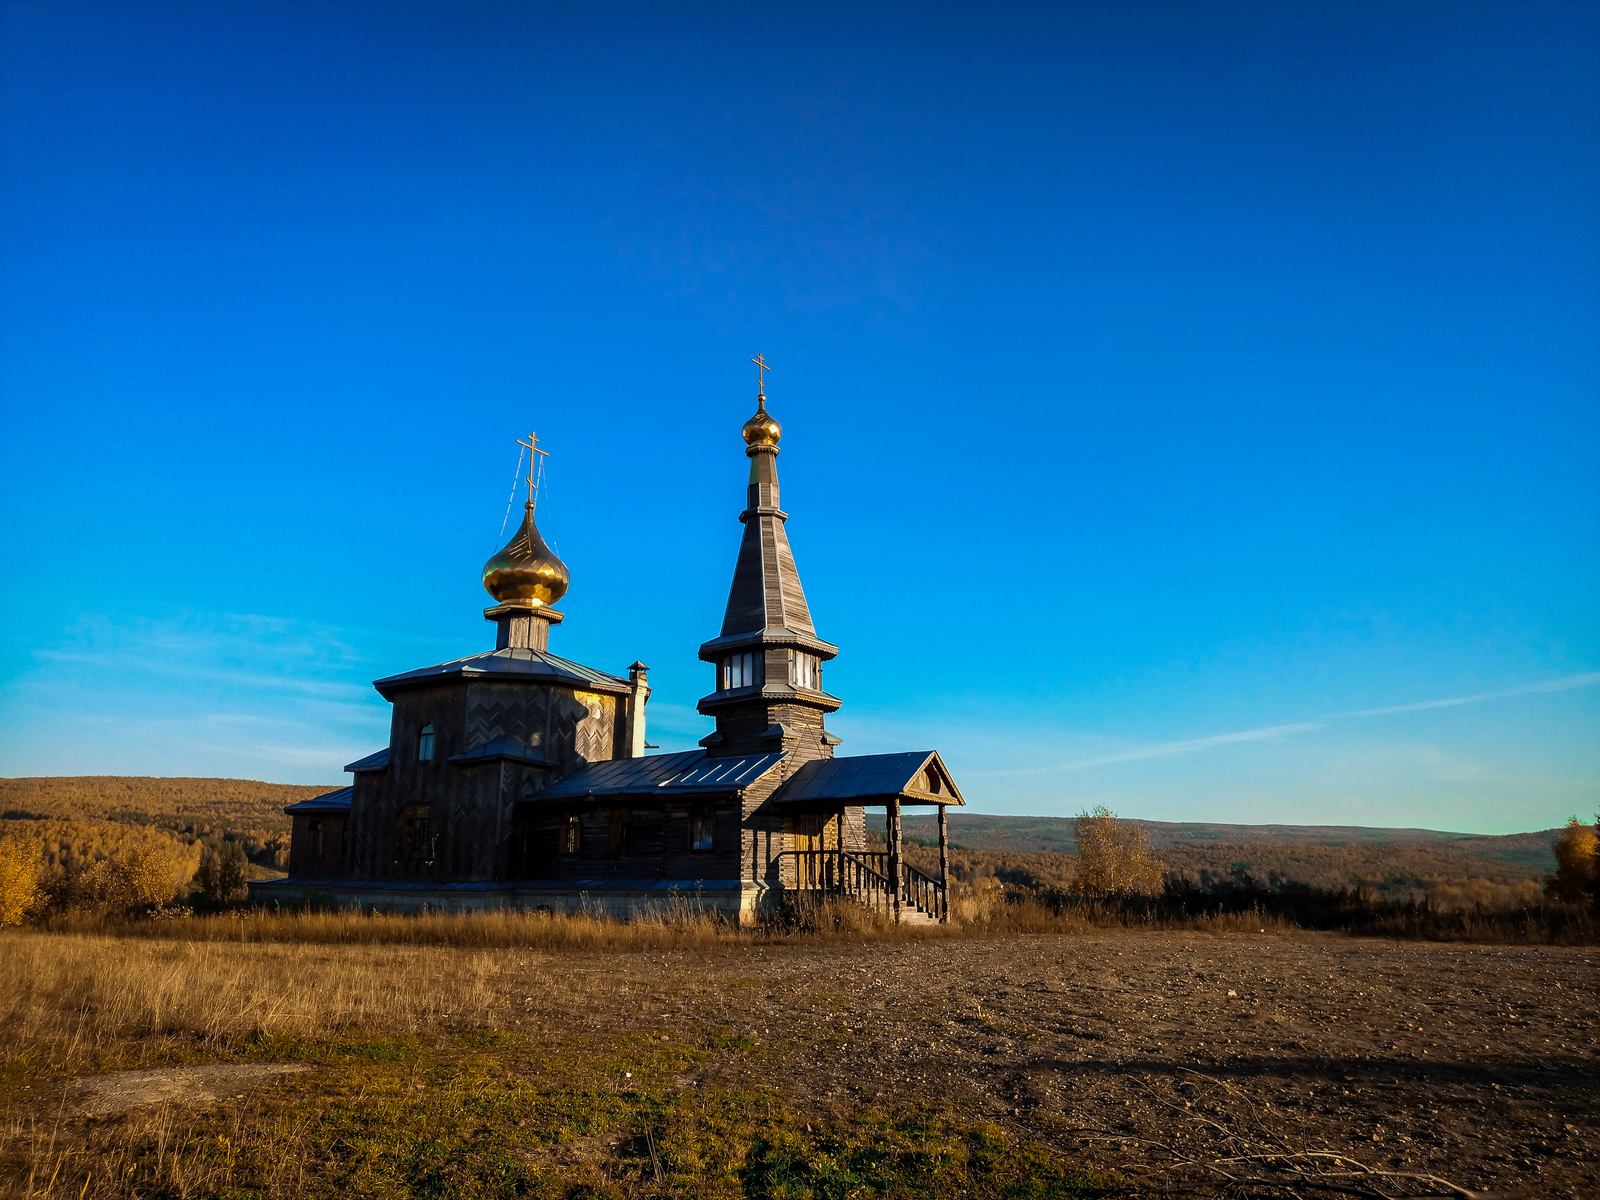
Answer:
[0,932,514,1077]
[80,902,742,950]
[0,902,1301,1081]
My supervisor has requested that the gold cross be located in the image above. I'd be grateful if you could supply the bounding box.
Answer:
[751,353,771,397]
[516,430,550,507]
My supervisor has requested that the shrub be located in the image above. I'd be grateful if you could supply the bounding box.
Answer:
[1544,816,1598,904]
[1071,806,1164,897]
[47,843,190,915]
[196,842,249,905]
[0,832,42,925]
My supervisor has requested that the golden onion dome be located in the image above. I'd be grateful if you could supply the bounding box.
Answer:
[742,396,781,448]
[482,503,570,607]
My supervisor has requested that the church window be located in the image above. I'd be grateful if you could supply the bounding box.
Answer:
[719,652,761,691]
[789,651,820,691]
[559,814,582,855]
[399,803,436,860]
[417,723,435,762]
[306,819,323,860]
[689,805,715,852]
[609,808,633,856]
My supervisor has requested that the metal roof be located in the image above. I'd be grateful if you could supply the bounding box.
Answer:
[533,749,786,800]
[373,647,631,698]
[769,751,965,806]
[663,752,788,791]
[284,786,353,814]
[345,747,389,773]
[448,736,550,768]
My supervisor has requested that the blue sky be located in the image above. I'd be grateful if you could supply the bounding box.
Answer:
[1,1,1595,833]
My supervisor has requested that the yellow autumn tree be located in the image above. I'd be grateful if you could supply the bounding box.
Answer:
[1072,806,1165,898]
[1544,817,1598,903]
[0,833,42,925]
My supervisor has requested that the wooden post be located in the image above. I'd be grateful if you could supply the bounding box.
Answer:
[837,804,847,894]
[938,802,949,923]
[888,797,902,923]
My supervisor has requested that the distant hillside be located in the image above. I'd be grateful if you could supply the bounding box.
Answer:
[0,778,1566,878]
[0,777,339,835]
[871,813,1564,872]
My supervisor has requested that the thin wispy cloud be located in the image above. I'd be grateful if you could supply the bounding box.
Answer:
[1,611,394,783]
[968,671,1600,779]
[31,650,371,699]
[1335,673,1600,718]
[1060,722,1327,771]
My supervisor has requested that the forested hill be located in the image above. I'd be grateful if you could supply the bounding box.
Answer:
[874,813,1563,872]
[0,776,338,832]
[0,776,1565,873]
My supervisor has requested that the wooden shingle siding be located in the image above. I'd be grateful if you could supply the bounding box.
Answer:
[345,678,623,883]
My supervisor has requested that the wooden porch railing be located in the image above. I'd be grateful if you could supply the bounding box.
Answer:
[777,849,947,922]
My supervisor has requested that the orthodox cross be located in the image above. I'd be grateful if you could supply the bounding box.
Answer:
[517,431,550,508]
[751,353,771,398]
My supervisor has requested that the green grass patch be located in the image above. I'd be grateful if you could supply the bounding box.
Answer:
[52,1028,1117,1199]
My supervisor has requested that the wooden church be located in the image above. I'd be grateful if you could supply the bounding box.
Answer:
[253,365,965,923]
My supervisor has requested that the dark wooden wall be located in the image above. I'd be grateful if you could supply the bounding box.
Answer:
[508,802,743,882]
[707,698,836,760]
[288,812,348,877]
[345,680,624,882]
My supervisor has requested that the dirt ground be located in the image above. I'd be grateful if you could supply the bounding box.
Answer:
[14,927,1597,1197]
[508,929,1598,1196]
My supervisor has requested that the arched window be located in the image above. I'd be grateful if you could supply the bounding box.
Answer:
[417,723,435,762]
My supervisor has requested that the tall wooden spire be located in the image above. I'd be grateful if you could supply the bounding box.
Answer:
[697,367,840,759]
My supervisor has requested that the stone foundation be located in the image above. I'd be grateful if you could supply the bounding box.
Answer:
[248,877,763,923]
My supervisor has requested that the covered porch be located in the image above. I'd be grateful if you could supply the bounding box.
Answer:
[769,750,965,923]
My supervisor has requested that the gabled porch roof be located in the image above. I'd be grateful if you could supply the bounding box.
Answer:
[769,751,965,807]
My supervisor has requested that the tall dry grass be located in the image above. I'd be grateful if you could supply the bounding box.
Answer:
[0,931,519,1077]
[1,898,1308,1078]
[80,902,743,949]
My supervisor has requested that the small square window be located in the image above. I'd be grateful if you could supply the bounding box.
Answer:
[719,652,763,691]
[789,651,820,690]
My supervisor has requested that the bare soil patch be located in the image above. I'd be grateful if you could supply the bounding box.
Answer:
[64,1062,317,1115]
[511,930,1598,1195]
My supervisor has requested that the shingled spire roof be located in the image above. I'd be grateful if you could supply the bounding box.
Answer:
[697,383,838,661]
[719,434,815,639]
[697,364,841,759]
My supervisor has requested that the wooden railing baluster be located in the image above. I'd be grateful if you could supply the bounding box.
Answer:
[773,848,946,922]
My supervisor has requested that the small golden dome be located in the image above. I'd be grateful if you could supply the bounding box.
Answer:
[482,504,570,606]
[742,397,781,447]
